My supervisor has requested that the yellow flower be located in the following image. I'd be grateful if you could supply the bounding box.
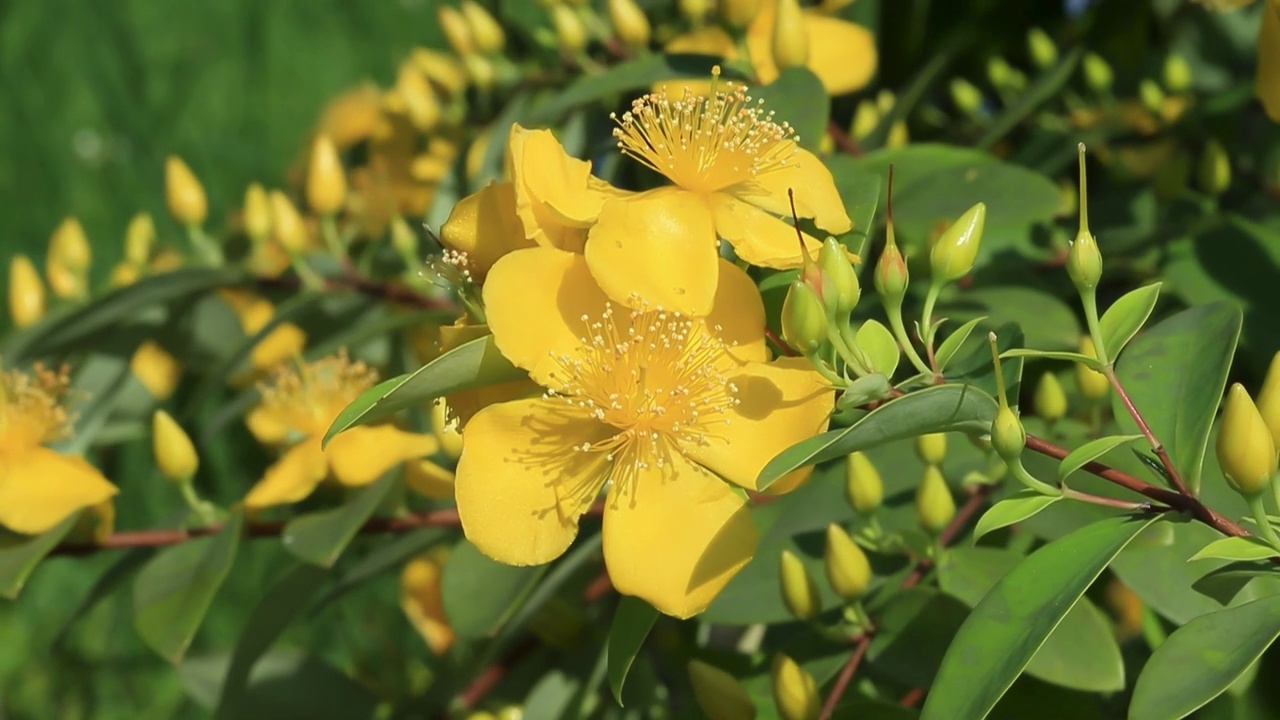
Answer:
[605,70,852,313]
[0,364,118,535]
[455,247,834,617]
[400,547,455,654]
[218,290,307,379]
[243,351,439,510]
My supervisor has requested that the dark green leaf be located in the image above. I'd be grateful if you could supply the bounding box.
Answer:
[179,649,377,718]
[950,288,1080,352]
[0,513,81,599]
[311,528,445,612]
[1058,435,1145,481]
[921,515,1156,720]
[53,547,155,646]
[1189,537,1280,563]
[751,67,829,152]
[935,317,987,373]
[441,539,545,638]
[133,510,243,663]
[1097,283,1162,359]
[973,492,1061,541]
[527,53,731,124]
[607,596,659,705]
[826,155,882,258]
[282,473,398,568]
[976,49,1082,150]
[1000,349,1100,367]
[1191,561,1276,606]
[867,588,971,687]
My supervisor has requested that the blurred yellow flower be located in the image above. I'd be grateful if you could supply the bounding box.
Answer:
[243,351,439,509]
[130,340,182,400]
[455,247,833,617]
[0,364,118,535]
[218,290,307,380]
[400,548,455,654]
[8,255,46,328]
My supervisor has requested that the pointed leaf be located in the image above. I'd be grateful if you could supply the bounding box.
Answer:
[53,548,155,646]
[856,319,900,377]
[1098,283,1162,358]
[1000,349,1101,368]
[441,539,545,639]
[1191,561,1276,606]
[935,316,987,372]
[0,513,81,599]
[1189,536,1280,563]
[973,491,1061,541]
[921,515,1157,720]
[282,473,398,568]
[1058,435,1146,481]
[133,511,243,663]
[607,596,659,705]
[1129,595,1280,720]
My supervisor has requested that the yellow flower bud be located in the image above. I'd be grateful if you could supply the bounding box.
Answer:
[109,262,141,288]
[1139,79,1166,116]
[401,549,456,655]
[1256,351,1280,449]
[772,0,809,70]
[269,191,308,253]
[462,53,497,91]
[551,4,588,54]
[679,0,713,25]
[916,432,947,465]
[850,99,879,140]
[8,254,46,328]
[131,340,182,400]
[1083,52,1113,94]
[844,451,883,515]
[608,0,651,48]
[874,238,909,302]
[153,410,199,483]
[771,654,819,720]
[721,0,762,28]
[876,89,896,115]
[687,660,756,720]
[824,524,871,602]
[1197,138,1232,197]
[781,281,828,355]
[887,120,909,149]
[306,134,347,216]
[950,78,983,115]
[494,706,523,720]
[165,155,208,226]
[990,404,1027,461]
[929,202,986,282]
[818,237,860,317]
[46,256,85,300]
[1034,373,1068,422]
[410,48,470,95]
[49,217,92,273]
[404,459,456,500]
[779,549,821,621]
[461,1,506,54]
[437,5,475,56]
[1163,54,1192,93]
[1217,384,1278,497]
[916,465,956,535]
[431,398,465,460]
[243,183,272,242]
[1076,336,1110,401]
[125,212,156,265]
[1027,27,1058,70]
[397,66,442,132]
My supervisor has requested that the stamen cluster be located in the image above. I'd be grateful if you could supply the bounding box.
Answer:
[258,350,379,431]
[0,363,73,449]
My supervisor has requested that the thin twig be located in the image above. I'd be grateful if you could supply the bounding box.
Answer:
[827,121,862,157]
[253,272,453,312]
[818,633,872,720]
[900,484,995,590]
[1103,366,1192,496]
[765,327,798,357]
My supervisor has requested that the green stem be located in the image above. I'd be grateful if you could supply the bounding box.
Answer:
[1248,494,1280,551]
[921,281,942,357]
[320,215,345,260]
[185,224,222,265]
[1080,287,1109,366]
[885,298,931,376]
[179,480,220,526]
[805,352,848,388]
[1008,456,1062,496]
[831,322,872,377]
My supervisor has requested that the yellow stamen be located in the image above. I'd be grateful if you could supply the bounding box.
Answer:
[256,350,378,437]
[0,363,73,452]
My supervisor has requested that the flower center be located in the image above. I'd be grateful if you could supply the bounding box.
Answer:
[0,364,73,454]
[610,67,798,194]
[257,351,378,437]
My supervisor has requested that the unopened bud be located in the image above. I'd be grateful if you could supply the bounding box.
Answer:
[1139,79,1166,115]
[461,1,506,54]
[874,238,908,301]
[125,212,156,265]
[165,155,208,226]
[1027,27,1058,69]
[397,66,442,131]
[1034,373,1068,422]
[494,706,523,720]
[1082,52,1113,94]
[773,0,809,70]
[131,340,181,400]
[950,78,983,115]
[876,90,896,115]
[462,52,496,91]
[1076,336,1110,401]
[844,452,883,514]
[987,56,1014,89]
[608,0,650,48]
[50,217,92,273]
[1197,139,1232,197]
[243,183,272,242]
[779,550,821,621]
[1163,54,1192,93]
[818,237,860,316]
[109,262,141,288]
[916,465,956,535]
[824,524,871,602]
[887,120,909,149]
[721,0,762,29]
[306,134,347,216]
[153,410,199,483]
[8,254,45,328]
[437,5,475,56]
[1068,144,1102,291]
[269,191,308,253]
[929,202,986,282]
[432,398,465,460]
[1216,384,1277,497]
[679,0,713,25]
[916,433,947,465]
[551,4,588,54]
[850,99,879,140]
[687,660,756,720]
[1257,352,1280,449]
[781,281,828,354]
[771,655,819,720]
[990,404,1027,460]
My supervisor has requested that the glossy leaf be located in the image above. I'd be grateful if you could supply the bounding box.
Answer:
[281,473,397,568]
[921,515,1156,720]
[1129,595,1280,720]
[758,383,999,488]
[323,334,525,446]
[133,511,243,663]
[527,53,731,124]
[867,588,971,687]
[935,316,988,372]
[751,67,829,152]
[606,596,659,705]
[973,491,1061,541]
[1058,435,1145,481]
[441,539,544,639]
[1191,561,1276,606]
[1098,282,1162,359]
[856,319,900,377]
[1188,536,1280,563]
[1000,349,1101,369]
[0,513,81,599]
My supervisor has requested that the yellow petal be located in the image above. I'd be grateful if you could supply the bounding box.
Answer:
[747,6,878,95]
[251,323,307,374]
[439,181,535,279]
[734,144,852,235]
[482,247,610,386]
[1259,0,1280,122]
[400,550,455,654]
[602,451,757,618]
[585,189,720,316]
[455,398,613,566]
[404,459,455,499]
[244,440,329,509]
[327,425,439,487]
[508,124,614,251]
[710,192,822,269]
[245,404,292,446]
[706,259,769,362]
[0,449,118,535]
[682,357,834,491]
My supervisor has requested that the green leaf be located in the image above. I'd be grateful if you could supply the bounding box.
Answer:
[312,528,445,612]
[1189,537,1280,563]
[1113,302,1242,492]
[53,547,155,646]
[935,316,987,373]
[134,510,243,663]
[441,539,545,638]
[938,547,1125,692]
[920,514,1156,720]
[1129,595,1280,720]
[1097,282,1162,359]
[527,53,730,124]
[973,492,1061,541]
[826,155,881,258]
[836,373,892,410]
[856,319,900,377]
[1191,561,1276,606]
[750,67,828,152]
[1058,435,1146,481]
[607,596,659,705]
[999,349,1101,368]
[180,649,377,718]
[867,588,971,687]
[976,49,1082,150]
[0,513,81,599]
[282,473,398,568]
[758,383,998,488]
[322,334,525,447]
[950,288,1080,351]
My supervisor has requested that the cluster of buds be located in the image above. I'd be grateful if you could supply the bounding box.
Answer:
[849,90,909,148]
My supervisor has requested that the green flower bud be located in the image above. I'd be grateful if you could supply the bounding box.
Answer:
[876,89,896,115]
[990,404,1027,460]
[773,0,809,70]
[1139,79,1166,116]
[1076,336,1110,401]
[916,432,947,466]
[494,706,523,720]
[824,524,871,602]
[1216,384,1278,497]
[929,202,986,282]
[1082,52,1114,94]
[782,281,828,354]
[1197,139,1232,197]
[1027,27,1058,70]
[1163,54,1192,93]
[771,655,819,720]
[1068,146,1103,293]
[779,550,821,621]
[1034,373,1068,422]
[916,465,956,535]
[950,77,983,116]
[986,56,1014,90]
[688,660,756,720]
[819,237,861,317]
[1256,351,1280,449]
[844,451,883,515]
[874,238,908,301]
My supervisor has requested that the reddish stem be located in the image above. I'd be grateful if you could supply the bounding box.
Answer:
[827,121,862,157]
[819,634,872,720]
[1103,366,1192,496]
